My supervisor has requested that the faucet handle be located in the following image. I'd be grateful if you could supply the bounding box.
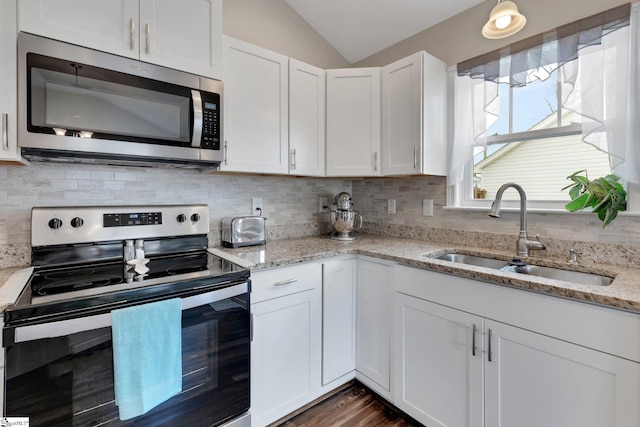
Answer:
[530,234,546,251]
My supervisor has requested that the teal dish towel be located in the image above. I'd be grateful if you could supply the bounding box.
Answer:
[111,298,182,421]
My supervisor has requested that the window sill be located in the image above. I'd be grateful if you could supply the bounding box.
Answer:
[443,205,640,216]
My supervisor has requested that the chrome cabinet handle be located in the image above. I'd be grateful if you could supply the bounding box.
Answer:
[414,147,418,169]
[2,113,8,151]
[145,23,150,54]
[223,140,228,165]
[472,323,477,356]
[487,328,493,362]
[291,148,296,171]
[273,278,298,287]
[129,18,135,50]
[373,151,378,172]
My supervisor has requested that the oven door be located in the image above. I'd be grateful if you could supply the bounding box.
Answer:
[4,282,250,427]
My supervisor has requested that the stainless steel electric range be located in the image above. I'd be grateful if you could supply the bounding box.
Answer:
[2,205,251,427]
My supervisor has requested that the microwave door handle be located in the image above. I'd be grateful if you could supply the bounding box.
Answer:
[9,282,248,345]
[191,89,203,148]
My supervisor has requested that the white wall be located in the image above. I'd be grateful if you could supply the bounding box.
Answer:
[355,0,630,67]
[222,0,349,69]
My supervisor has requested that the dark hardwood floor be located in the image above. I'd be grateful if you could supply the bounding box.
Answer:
[269,381,423,427]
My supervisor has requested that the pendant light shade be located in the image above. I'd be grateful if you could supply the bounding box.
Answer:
[482,0,526,39]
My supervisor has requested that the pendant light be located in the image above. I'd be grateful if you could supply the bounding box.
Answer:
[482,0,526,39]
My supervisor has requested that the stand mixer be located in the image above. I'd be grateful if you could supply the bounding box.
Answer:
[325,192,363,241]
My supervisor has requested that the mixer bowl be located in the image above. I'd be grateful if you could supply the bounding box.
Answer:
[329,210,362,240]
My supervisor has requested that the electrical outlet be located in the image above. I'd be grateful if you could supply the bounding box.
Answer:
[319,197,328,212]
[388,199,396,214]
[252,197,263,215]
[423,199,433,217]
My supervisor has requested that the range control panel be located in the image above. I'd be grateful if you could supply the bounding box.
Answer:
[104,212,163,227]
[32,205,209,247]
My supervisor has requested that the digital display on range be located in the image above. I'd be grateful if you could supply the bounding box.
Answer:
[103,212,163,227]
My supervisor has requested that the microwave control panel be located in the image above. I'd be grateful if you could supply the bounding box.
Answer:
[201,92,220,150]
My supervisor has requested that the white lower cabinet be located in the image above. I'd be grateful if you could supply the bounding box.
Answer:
[250,262,322,427]
[394,293,482,427]
[485,319,640,427]
[356,258,392,396]
[394,266,640,427]
[322,257,356,385]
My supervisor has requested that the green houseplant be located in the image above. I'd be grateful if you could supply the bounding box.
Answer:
[562,170,627,228]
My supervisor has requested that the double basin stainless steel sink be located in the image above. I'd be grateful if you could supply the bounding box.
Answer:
[431,253,614,287]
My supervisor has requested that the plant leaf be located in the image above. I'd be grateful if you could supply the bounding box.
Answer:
[565,193,590,212]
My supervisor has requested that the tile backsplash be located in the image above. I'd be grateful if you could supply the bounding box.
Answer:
[1,165,639,268]
[0,163,350,267]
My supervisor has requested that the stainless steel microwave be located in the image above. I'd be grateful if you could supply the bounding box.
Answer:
[18,33,223,169]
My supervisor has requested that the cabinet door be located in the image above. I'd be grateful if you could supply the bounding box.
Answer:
[0,0,22,163]
[394,293,483,427]
[381,51,447,176]
[381,52,422,175]
[221,37,289,174]
[289,59,326,176]
[356,260,392,391]
[251,288,322,427]
[485,320,640,427]
[19,0,139,59]
[139,0,222,78]
[322,258,356,385]
[421,52,447,176]
[326,68,381,177]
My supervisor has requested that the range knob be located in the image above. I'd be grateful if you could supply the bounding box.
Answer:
[48,218,63,229]
[71,217,84,228]
[177,214,187,223]
[191,213,201,222]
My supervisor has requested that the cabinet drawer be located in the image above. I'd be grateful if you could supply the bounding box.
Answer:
[251,262,321,303]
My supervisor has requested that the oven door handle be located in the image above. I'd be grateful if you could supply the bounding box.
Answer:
[7,282,248,345]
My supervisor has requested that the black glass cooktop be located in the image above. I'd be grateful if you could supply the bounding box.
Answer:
[5,251,250,327]
[32,251,212,297]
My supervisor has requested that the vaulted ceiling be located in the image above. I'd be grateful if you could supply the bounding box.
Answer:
[284,0,486,63]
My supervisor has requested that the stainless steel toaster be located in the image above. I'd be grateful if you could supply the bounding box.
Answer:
[222,216,266,248]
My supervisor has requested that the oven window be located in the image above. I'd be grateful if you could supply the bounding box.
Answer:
[27,53,193,145]
[5,293,250,426]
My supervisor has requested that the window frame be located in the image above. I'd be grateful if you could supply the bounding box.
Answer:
[446,68,639,214]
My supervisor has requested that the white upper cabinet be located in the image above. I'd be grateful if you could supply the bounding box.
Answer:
[289,59,326,176]
[381,51,447,176]
[326,68,381,177]
[0,0,25,164]
[18,0,222,78]
[138,0,222,78]
[221,36,289,174]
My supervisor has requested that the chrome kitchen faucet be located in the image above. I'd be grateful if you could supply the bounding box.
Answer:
[489,183,546,258]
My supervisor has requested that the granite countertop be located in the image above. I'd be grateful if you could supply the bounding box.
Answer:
[214,234,640,313]
[1,234,638,314]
